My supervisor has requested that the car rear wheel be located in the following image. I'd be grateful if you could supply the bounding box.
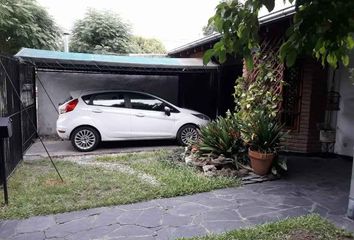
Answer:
[71,126,100,152]
[177,124,199,146]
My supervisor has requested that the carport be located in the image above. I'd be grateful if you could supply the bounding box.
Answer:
[15,48,219,137]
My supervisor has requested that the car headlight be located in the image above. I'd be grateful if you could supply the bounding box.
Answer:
[192,113,210,121]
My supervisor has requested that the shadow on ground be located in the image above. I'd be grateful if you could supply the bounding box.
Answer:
[24,139,179,159]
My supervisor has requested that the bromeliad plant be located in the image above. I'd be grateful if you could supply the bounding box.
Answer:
[242,111,284,153]
[195,113,244,158]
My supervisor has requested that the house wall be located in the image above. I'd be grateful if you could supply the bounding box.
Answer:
[36,72,179,136]
[169,18,352,155]
[334,53,354,157]
[282,58,327,153]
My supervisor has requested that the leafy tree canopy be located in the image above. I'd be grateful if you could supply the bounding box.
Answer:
[0,0,62,54]
[130,36,166,54]
[70,9,132,54]
[203,0,354,69]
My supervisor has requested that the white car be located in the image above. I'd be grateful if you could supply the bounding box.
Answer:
[56,90,210,151]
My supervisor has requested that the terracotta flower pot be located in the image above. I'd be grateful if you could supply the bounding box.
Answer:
[248,148,275,175]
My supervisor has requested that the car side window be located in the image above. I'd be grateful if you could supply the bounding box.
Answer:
[89,93,125,108]
[127,93,165,111]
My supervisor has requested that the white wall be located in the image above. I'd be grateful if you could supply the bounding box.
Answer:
[37,71,179,136]
[335,53,354,157]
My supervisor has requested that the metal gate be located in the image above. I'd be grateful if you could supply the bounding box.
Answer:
[0,55,36,185]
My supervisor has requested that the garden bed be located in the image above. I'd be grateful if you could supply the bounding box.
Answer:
[0,149,239,219]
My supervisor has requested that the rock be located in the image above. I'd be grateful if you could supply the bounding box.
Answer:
[238,169,249,177]
[193,159,208,167]
[185,156,194,165]
[217,168,238,177]
[210,155,233,166]
[202,164,218,177]
[203,165,217,173]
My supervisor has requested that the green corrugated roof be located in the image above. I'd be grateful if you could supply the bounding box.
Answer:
[15,48,218,69]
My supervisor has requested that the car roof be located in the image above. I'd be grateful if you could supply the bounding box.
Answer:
[70,90,154,98]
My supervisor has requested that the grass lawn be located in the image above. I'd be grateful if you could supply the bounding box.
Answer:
[0,150,239,219]
[183,215,353,240]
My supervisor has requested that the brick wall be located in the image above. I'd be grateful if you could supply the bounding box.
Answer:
[282,58,327,153]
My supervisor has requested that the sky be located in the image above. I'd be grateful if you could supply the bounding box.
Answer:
[37,0,292,52]
[37,0,220,51]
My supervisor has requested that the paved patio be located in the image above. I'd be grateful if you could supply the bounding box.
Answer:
[1,155,353,240]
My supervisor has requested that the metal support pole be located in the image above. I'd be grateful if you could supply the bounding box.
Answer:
[347,147,354,219]
[0,139,8,205]
[215,68,221,117]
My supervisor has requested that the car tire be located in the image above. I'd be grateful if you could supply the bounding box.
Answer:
[177,124,199,146]
[71,126,100,152]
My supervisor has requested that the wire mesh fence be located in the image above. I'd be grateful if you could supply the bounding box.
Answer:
[0,55,36,185]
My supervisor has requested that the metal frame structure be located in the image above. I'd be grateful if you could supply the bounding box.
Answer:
[16,49,221,119]
[0,55,38,204]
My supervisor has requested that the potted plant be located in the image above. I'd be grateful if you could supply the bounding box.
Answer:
[243,111,285,175]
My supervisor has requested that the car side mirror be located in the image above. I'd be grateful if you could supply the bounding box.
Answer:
[164,106,171,116]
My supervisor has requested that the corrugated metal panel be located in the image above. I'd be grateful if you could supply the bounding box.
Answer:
[15,48,218,69]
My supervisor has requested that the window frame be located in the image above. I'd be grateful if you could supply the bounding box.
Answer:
[281,64,303,131]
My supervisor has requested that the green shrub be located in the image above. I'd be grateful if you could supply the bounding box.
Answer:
[194,113,244,157]
[234,62,283,124]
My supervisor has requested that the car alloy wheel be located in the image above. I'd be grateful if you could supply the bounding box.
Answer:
[178,125,199,145]
[71,126,100,152]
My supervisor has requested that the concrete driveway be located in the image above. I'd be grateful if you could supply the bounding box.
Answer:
[24,139,179,160]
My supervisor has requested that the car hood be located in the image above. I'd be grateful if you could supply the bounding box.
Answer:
[178,107,202,115]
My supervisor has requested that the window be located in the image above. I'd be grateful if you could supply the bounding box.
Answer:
[84,93,125,108]
[281,65,302,130]
[127,93,165,111]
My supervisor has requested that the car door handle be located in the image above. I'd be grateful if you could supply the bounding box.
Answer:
[136,113,145,117]
[92,109,102,113]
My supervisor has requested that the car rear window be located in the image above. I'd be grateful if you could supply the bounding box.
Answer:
[83,93,125,108]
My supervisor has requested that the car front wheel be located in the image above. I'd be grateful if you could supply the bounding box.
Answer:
[71,126,100,152]
[177,124,199,146]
